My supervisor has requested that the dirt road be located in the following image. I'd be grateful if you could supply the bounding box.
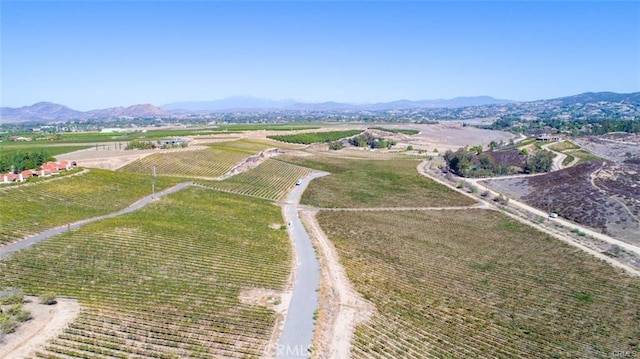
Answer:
[417,162,640,277]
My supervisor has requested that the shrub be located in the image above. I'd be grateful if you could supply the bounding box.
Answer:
[407,145,414,151]
[5,304,23,316]
[0,318,17,334]
[0,288,23,305]
[15,310,31,322]
[39,292,57,305]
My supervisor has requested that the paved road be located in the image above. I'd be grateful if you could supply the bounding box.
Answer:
[0,182,193,260]
[277,171,328,358]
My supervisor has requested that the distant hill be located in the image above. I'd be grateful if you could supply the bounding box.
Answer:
[86,104,169,119]
[163,95,514,112]
[163,96,296,111]
[0,102,84,122]
[0,103,169,123]
[2,92,638,123]
[552,92,640,106]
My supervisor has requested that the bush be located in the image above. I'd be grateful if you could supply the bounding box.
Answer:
[406,145,414,151]
[0,317,17,334]
[15,310,31,322]
[39,292,57,305]
[5,304,23,316]
[0,288,23,305]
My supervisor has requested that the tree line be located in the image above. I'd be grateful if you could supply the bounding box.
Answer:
[0,150,54,173]
[443,146,554,177]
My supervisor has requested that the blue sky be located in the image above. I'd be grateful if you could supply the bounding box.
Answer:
[1,1,639,110]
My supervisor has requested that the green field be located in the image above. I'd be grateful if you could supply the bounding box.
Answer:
[0,144,91,157]
[317,209,640,358]
[279,156,475,208]
[568,149,606,164]
[0,169,180,245]
[119,140,282,179]
[0,187,291,358]
[198,159,313,201]
[267,130,362,144]
[547,140,580,152]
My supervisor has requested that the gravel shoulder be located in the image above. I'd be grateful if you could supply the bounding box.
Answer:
[300,210,374,358]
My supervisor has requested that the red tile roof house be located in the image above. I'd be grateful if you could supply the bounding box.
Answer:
[1,173,19,183]
[19,170,34,182]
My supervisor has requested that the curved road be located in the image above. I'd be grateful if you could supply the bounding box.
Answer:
[277,171,328,358]
[0,182,193,260]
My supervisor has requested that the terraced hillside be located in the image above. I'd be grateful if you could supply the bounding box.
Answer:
[198,159,313,201]
[0,169,180,245]
[280,156,475,208]
[0,187,291,358]
[317,209,640,358]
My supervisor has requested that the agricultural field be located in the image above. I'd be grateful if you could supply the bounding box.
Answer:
[0,145,91,157]
[198,159,313,201]
[208,139,288,152]
[118,140,272,178]
[279,156,475,208]
[368,127,419,135]
[317,209,640,358]
[267,130,362,144]
[0,187,291,358]
[0,169,180,245]
[482,162,640,244]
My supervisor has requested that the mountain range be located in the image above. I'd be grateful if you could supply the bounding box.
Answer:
[1,92,638,123]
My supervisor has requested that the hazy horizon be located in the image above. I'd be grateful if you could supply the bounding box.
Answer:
[1,1,639,111]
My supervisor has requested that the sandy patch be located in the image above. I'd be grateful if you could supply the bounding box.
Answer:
[0,296,80,359]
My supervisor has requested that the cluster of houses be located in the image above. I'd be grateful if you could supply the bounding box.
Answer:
[1,160,77,184]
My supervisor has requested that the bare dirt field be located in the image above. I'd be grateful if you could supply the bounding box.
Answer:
[58,145,207,170]
[0,297,80,359]
[375,123,515,152]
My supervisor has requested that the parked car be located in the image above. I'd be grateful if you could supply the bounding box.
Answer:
[296,179,302,186]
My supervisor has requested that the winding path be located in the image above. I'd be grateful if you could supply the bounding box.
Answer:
[0,182,193,260]
[276,171,328,358]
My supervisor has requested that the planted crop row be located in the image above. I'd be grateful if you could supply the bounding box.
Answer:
[317,209,640,358]
[209,138,301,151]
[267,130,362,144]
[1,187,291,358]
[279,155,476,208]
[198,159,313,201]
[118,146,259,179]
[0,169,179,245]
